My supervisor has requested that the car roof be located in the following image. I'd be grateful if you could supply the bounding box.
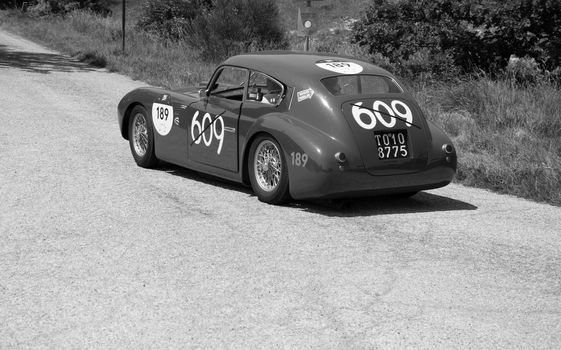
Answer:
[222,51,394,87]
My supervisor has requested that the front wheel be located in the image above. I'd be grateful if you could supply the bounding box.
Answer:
[248,135,290,204]
[128,105,158,168]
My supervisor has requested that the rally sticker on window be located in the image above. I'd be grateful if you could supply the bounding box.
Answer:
[316,60,363,74]
[152,103,174,136]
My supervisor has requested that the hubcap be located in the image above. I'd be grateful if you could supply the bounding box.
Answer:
[132,113,148,157]
[254,140,282,192]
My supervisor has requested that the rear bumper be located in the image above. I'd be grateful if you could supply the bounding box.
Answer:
[290,163,456,200]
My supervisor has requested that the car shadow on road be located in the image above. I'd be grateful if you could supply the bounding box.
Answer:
[160,163,254,195]
[0,44,96,73]
[294,192,478,217]
[161,163,477,217]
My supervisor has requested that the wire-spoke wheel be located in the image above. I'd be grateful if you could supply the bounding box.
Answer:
[254,140,282,191]
[132,112,148,157]
[249,135,290,204]
[128,105,157,168]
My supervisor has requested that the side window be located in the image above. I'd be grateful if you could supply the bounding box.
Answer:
[209,66,248,101]
[321,75,403,96]
[247,72,284,105]
[322,76,360,95]
[361,76,393,94]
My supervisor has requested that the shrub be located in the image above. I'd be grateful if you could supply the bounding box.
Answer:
[22,0,110,16]
[481,0,561,72]
[0,0,27,9]
[352,0,561,78]
[351,0,484,79]
[137,0,288,61]
[136,0,213,41]
[186,0,288,60]
[505,55,543,85]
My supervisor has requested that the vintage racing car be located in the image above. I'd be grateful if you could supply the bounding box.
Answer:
[117,52,456,204]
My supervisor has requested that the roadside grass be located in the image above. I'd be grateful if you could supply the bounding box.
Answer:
[0,9,214,88]
[415,79,561,205]
[1,7,559,206]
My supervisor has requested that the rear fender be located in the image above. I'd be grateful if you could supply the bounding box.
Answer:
[426,119,457,170]
[243,114,362,197]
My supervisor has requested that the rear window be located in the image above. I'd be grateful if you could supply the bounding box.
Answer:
[321,75,403,96]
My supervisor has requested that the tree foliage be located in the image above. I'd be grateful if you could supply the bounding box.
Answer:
[136,0,213,41]
[137,0,288,61]
[0,0,26,9]
[483,0,561,71]
[352,0,561,79]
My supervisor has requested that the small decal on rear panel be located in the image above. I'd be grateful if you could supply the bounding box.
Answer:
[297,88,314,102]
[152,103,174,136]
[316,60,363,74]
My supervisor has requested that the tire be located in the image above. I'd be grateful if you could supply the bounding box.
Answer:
[248,135,290,204]
[128,105,158,168]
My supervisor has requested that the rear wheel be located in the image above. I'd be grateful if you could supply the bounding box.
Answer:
[249,135,290,204]
[128,105,157,168]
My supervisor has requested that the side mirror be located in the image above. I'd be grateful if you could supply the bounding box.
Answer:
[198,89,209,99]
[248,86,263,102]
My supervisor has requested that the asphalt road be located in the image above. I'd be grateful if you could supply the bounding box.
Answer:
[1,29,561,349]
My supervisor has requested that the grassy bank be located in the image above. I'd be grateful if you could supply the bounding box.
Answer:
[415,80,561,205]
[0,9,214,88]
[1,8,559,206]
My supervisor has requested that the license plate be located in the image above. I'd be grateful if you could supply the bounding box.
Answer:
[374,130,409,159]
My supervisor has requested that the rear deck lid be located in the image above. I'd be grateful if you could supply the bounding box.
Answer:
[341,96,431,175]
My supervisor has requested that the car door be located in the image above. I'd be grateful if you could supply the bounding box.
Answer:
[188,66,248,172]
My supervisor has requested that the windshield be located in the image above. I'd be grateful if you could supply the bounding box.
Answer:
[321,75,403,96]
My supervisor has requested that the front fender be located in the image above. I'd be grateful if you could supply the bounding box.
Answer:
[117,87,168,140]
[244,113,363,199]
